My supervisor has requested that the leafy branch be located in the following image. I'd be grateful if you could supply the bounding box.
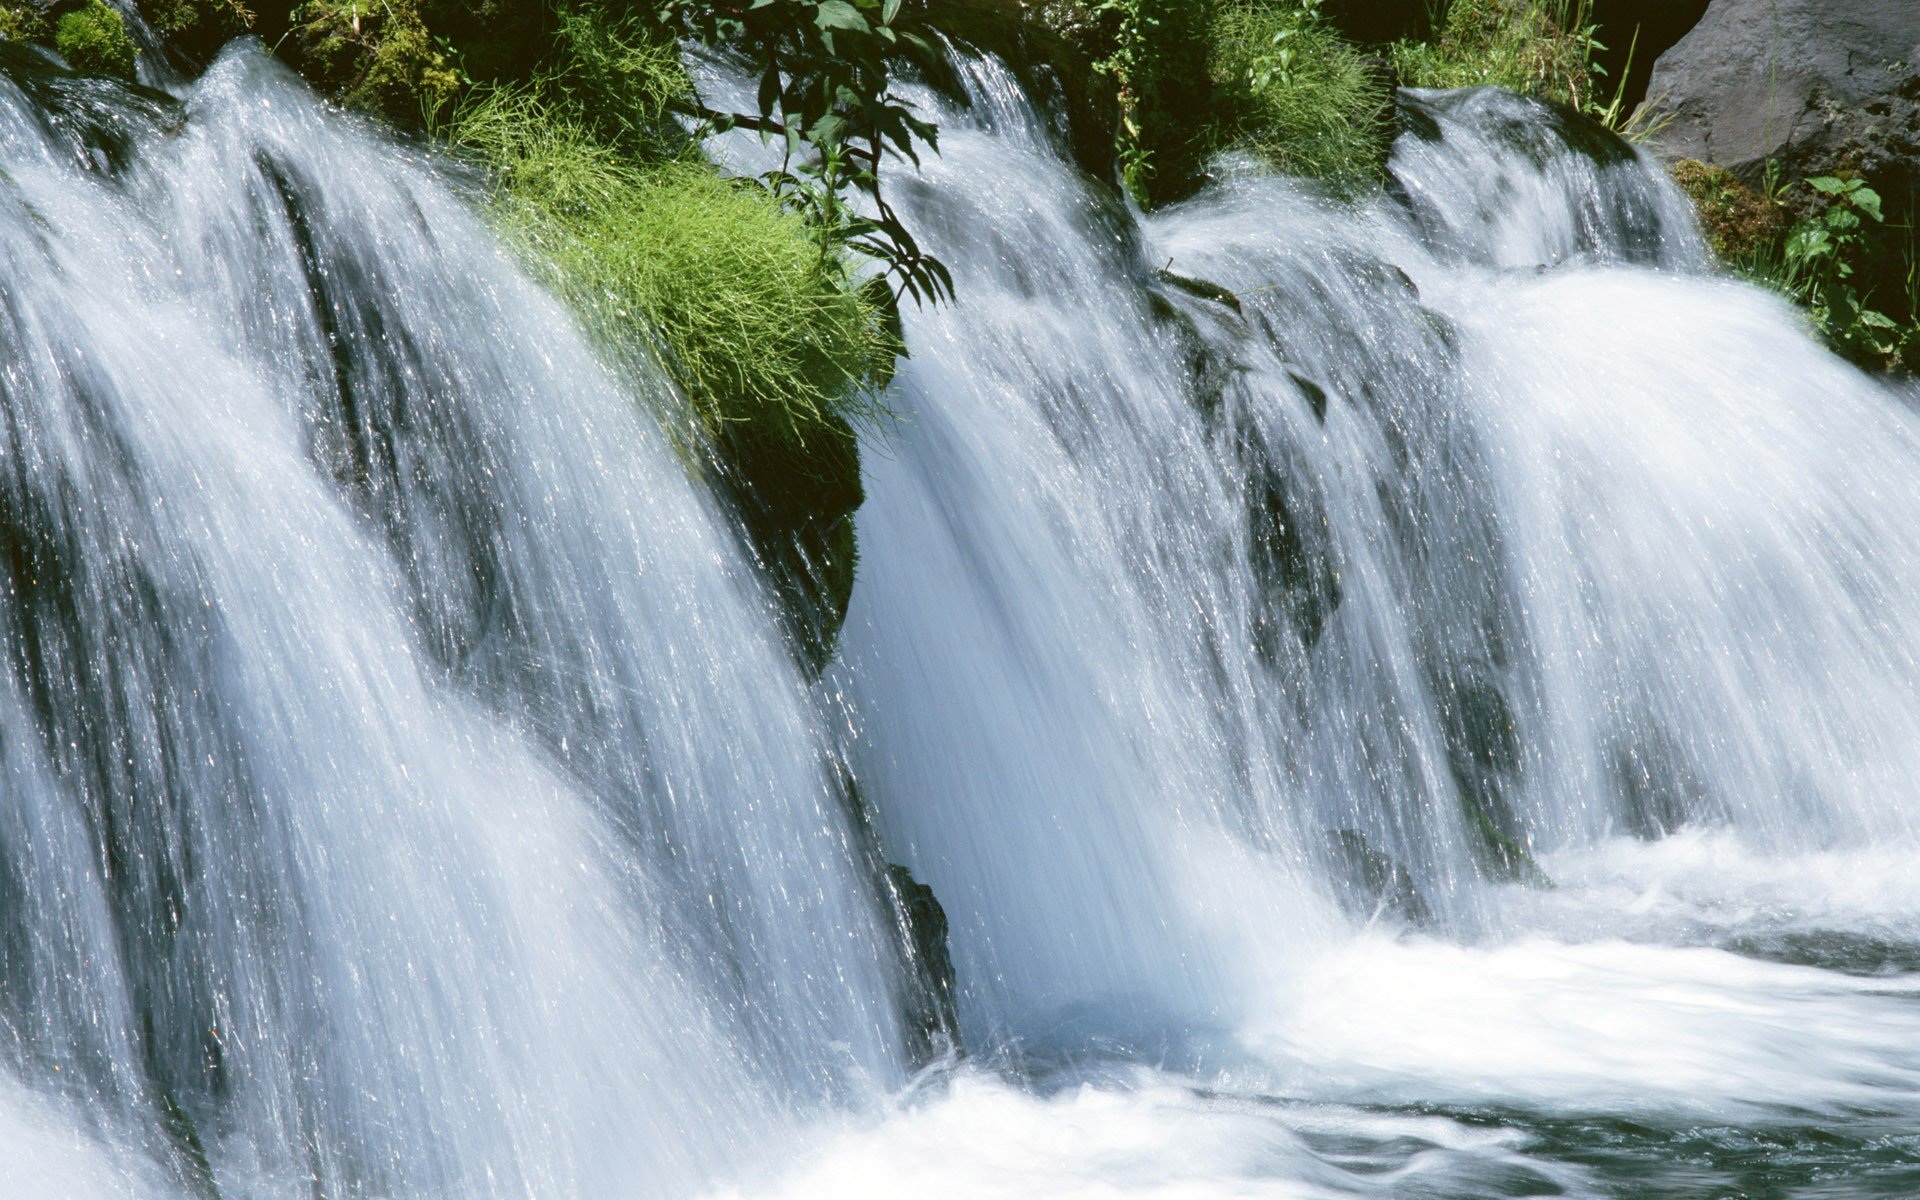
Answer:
[652,0,953,306]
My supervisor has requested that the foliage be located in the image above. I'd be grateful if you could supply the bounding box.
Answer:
[55,1,138,80]
[1082,0,1217,204]
[445,86,894,461]
[1211,0,1391,187]
[1392,0,1598,112]
[1669,160,1785,263]
[543,4,689,157]
[286,0,463,123]
[1778,176,1917,371]
[0,3,48,42]
[139,0,253,60]
[650,0,951,305]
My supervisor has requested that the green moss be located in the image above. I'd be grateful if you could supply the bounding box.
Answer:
[138,0,252,63]
[0,3,48,42]
[1669,160,1785,264]
[1392,0,1596,110]
[289,0,463,124]
[56,2,138,80]
[1211,1,1393,187]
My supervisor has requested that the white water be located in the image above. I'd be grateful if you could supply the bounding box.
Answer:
[817,55,1920,1198]
[0,41,911,1199]
[5,25,1920,1200]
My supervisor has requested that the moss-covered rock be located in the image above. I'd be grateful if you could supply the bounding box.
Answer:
[280,0,463,124]
[448,89,894,671]
[55,1,137,80]
[136,0,251,64]
[1668,159,1784,263]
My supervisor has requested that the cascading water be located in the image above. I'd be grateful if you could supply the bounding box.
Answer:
[0,39,916,1199]
[811,49,1920,1197]
[7,15,1920,1199]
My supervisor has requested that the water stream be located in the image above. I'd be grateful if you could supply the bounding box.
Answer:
[2,27,1919,1200]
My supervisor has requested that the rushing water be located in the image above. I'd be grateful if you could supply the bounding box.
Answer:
[0,39,915,1200]
[3,23,1920,1200]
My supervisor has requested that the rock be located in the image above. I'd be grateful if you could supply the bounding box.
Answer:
[1638,0,1919,205]
[1587,0,1712,114]
[1326,828,1433,925]
[883,864,959,1065]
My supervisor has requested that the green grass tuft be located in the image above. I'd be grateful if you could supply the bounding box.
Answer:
[55,1,137,80]
[1211,1,1392,187]
[1392,0,1596,110]
[445,87,895,461]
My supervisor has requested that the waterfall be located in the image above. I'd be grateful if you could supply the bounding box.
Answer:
[0,41,911,1198]
[6,20,1920,1199]
[819,49,1920,1195]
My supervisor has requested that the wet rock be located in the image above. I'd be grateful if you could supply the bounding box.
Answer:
[1243,432,1341,658]
[1439,670,1548,885]
[1326,828,1433,925]
[884,863,959,1065]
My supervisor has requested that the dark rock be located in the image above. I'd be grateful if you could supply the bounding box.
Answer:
[1154,268,1244,316]
[717,410,864,679]
[1639,0,1919,205]
[883,864,959,1065]
[1326,828,1433,925]
[1588,0,1712,114]
[1242,430,1341,657]
[1438,669,1549,885]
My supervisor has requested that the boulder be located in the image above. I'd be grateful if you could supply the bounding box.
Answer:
[1638,0,1919,206]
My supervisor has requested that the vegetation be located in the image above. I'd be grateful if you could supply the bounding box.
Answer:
[1083,0,1217,203]
[0,3,47,42]
[1391,0,1599,112]
[1668,159,1784,262]
[1668,161,1917,373]
[1775,177,1918,372]
[425,2,903,670]
[279,1,464,124]
[1211,0,1391,187]
[55,1,138,80]
[447,90,894,459]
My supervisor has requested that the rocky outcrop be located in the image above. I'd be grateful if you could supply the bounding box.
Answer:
[1638,0,1919,203]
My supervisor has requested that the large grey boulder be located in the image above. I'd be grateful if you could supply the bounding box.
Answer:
[1638,0,1918,197]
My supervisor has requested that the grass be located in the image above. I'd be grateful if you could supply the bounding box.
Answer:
[1392,0,1598,111]
[446,88,895,456]
[1210,0,1392,187]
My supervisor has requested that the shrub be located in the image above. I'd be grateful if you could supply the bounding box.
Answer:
[1392,0,1597,111]
[1778,176,1918,372]
[1211,0,1393,187]
[138,0,252,61]
[55,1,138,80]
[542,4,688,159]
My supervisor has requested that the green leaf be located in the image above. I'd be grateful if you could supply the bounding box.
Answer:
[815,1,868,32]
